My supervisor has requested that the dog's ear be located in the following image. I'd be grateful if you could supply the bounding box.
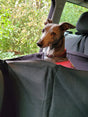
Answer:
[44,19,52,25]
[59,22,75,31]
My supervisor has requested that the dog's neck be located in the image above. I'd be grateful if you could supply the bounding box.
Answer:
[50,35,64,50]
[47,35,66,58]
[54,49,66,58]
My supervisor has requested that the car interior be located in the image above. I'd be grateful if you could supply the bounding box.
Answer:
[0,0,88,117]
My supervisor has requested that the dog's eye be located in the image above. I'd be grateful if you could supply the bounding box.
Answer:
[51,32,56,36]
[42,29,45,33]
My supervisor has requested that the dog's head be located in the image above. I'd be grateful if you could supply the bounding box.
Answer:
[37,21,75,48]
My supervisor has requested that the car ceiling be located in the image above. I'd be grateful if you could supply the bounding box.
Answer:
[67,0,88,8]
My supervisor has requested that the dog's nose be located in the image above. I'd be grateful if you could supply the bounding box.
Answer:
[37,42,42,48]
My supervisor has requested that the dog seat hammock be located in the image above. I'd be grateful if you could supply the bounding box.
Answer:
[0,0,88,117]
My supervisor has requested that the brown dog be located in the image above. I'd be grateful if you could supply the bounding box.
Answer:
[37,20,75,63]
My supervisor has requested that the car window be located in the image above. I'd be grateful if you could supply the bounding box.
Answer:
[60,2,88,33]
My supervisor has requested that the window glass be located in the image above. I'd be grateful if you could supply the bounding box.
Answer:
[60,2,88,33]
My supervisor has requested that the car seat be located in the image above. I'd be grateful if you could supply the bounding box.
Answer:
[65,12,88,55]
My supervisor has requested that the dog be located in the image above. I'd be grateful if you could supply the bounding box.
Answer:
[37,19,75,63]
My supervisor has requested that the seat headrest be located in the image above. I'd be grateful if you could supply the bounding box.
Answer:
[76,12,88,34]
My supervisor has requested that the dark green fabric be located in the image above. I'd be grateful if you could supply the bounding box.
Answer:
[7,60,55,117]
[0,60,17,117]
[49,66,88,117]
[0,70,4,114]
[1,60,87,117]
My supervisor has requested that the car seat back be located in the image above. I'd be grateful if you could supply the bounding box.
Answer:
[65,12,88,55]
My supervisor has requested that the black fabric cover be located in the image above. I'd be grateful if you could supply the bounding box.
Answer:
[76,12,88,34]
[6,52,44,61]
[0,61,4,115]
[0,51,88,117]
[0,60,88,117]
[6,52,88,71]
[0,60,17,117]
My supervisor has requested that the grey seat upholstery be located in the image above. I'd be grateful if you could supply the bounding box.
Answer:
[65,12,88,55]
[65,33,81,52]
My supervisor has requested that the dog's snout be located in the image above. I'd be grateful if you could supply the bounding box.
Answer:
[37,41,43,48]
